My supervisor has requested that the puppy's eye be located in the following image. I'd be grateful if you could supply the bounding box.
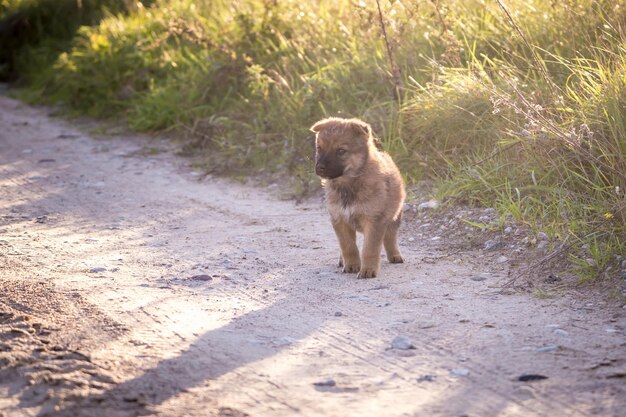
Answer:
[336,149,347,156]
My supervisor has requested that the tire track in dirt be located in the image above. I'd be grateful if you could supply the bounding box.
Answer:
[214,275,574,417]
[177,240,574,417]
[191,231,577,417]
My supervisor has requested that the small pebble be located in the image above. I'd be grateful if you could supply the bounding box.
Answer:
[89,267,106,273]
[418,200,439,211]
[334,311,343,317]
[417,375,436,382]
[313,379,336,387]
[553,329,569,337]
[313,379,337,387]
[517,374,548,382]
[483,239,502,251]
[275,336,296,346]
[496,255,509,264]
[514,386,536,400]
[450,368,470,377]
[470,274,488,282]
[191,274,212,281]
[391,336,415,350]
[536,345,558,353]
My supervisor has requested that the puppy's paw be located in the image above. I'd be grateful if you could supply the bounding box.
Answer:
[338,257,344,268]
[388,254,404,263]
[342,262,361,273]
[357,267,377,279]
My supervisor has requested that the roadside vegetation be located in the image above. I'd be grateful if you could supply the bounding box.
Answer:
[1,0,625,281]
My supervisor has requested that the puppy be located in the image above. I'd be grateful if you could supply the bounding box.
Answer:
[311,117,405,278]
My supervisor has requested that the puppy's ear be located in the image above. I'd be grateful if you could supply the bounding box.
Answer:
[348,119,372,138]
[310,118,338,133]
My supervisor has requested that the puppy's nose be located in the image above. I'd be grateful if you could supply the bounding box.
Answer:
[315,162,326,176]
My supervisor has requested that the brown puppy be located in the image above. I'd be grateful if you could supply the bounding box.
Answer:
[311,117,405,278]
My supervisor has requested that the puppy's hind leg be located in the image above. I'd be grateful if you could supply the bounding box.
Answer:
[384,214,404,264]
[332,220,360,273]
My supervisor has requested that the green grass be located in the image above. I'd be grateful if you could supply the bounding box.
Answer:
[2,0,625,282]
[0,0,140,81]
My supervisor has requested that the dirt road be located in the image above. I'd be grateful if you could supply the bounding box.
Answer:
[0,95,624,417]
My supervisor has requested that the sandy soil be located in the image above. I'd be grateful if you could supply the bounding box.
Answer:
[0,95,625,417]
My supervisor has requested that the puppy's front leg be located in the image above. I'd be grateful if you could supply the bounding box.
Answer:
[332,219,360,273]
[358,220,386,278]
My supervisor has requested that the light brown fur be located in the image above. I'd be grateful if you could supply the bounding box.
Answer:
[311,117,405,278]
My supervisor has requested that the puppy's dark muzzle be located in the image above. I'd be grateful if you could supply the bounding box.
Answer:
[315,163,327,177]
[315,165,342,179]
[315,154,343,179]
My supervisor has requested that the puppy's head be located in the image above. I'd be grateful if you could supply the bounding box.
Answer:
[310,117,373,180]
